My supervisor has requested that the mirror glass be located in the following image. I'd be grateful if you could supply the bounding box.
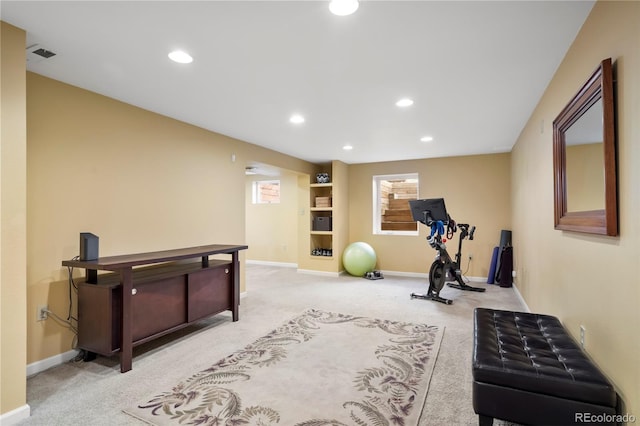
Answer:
[564,99,605,212]
[553,58,617,236]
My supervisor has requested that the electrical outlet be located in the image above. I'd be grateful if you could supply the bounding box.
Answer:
[37,305,48,321]
[580,325,586,349]
[468,253,473,260]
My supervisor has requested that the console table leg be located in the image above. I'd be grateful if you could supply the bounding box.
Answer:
[120,267,133,373]
[232,251,239,322]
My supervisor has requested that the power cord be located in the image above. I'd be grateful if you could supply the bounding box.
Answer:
[38,256,80,349]
[460,255,472,283]
[66,256,79,324]
[41,307,78,335]
[41,306,79,355]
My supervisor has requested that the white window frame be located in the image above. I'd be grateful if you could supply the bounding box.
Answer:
[372,173,419,236]
[252,180,281,204]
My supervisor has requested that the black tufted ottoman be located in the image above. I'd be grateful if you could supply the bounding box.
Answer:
[472,308,618,425]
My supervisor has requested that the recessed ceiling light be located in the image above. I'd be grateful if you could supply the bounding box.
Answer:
[343,145,353,151]
[329,0,359,16]
[289,114,305,124]
[420,136,434,142]
[168,50,193,64]
[396,98,414,107]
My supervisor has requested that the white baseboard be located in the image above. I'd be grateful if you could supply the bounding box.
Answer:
[246,260,297,268]
[247,260,341,276]
[296,268,342,277]
[380,270,429,278]
[0,404,30,425]
[248,261,491,284]
[247,261,343,277]
[512,282,531,312]
[26,349,79,378]
[381,270,487,283]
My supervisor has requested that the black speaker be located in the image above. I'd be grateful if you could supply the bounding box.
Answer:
[80,232,99,260]
[80,233,99,284]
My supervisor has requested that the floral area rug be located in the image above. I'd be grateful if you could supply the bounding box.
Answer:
[124,309,443,425]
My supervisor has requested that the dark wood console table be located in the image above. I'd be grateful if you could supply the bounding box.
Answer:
[62,244,248,373]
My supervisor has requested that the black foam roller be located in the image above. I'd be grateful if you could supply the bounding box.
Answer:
[499,230,512,249]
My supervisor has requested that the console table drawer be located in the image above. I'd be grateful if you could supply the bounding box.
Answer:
[131,275,186,341]
[188,265,231,322]
[78,283,119,355]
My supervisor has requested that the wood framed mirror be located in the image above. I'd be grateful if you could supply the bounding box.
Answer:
[553,58,617,236]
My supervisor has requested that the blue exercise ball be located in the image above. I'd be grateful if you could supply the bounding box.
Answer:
[342,242,377,277]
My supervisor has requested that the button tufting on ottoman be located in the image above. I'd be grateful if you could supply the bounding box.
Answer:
[472,308,618,426]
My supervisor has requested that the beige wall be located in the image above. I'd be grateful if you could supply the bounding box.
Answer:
[26,73,244,363]
[511,0,639,415]
[348,154,511,278]
[1,21,28,417]
[245,170,300,264]
[331,161,350,273]
[24,73,315,368]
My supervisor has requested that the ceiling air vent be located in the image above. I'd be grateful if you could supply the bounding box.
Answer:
[33,48,56,58]
[26,44,57,63]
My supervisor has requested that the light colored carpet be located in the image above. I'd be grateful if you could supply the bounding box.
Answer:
[18,264,526,425]
[124,308,444,425]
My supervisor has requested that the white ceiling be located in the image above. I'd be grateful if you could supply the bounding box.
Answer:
[1,1,594,165]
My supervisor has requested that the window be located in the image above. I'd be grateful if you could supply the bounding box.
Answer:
[252,180,280,204]
[373,174,419,235]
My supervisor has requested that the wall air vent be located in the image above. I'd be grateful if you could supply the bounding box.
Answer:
[26,44,57,64]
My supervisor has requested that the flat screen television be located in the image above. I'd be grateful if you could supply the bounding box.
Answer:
[409,198,449,225]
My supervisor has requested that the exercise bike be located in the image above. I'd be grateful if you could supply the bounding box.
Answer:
[408,198,486,305]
